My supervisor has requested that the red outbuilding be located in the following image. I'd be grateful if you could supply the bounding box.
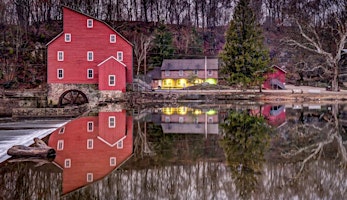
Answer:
[46,6,133,106]
[263,65,286,90]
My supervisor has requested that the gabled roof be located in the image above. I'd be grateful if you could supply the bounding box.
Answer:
[273,65,287,73]
[46,6,133,47]
[97,56,126,67]
[161,58,219,71]
[147,67,161,79]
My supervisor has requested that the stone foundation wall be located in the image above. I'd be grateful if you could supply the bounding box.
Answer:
[12,105,88,118]
[99,90,125,102]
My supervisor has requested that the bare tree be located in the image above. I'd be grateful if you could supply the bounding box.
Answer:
[133,33,153,75]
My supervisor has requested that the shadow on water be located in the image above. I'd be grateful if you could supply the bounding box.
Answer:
[1,103,347,199]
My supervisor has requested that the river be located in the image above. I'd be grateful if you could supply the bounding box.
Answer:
[0,103,347,199]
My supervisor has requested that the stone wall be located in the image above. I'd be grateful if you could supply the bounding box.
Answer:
[12,105,88,119]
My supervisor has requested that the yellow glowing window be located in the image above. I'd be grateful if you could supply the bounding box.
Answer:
[193,109,202,115]
[177,106,188,115]
[163,107,174,115]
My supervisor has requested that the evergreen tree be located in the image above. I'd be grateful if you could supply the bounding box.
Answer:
[219,0,270,89]
[148,22,175,67]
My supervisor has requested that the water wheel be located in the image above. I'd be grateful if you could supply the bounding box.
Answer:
[59,90,88,107]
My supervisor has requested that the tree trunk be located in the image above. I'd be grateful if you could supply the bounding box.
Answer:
[7,138,56,159]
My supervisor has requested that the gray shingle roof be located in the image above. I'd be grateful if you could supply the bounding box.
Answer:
[161,59,219,70]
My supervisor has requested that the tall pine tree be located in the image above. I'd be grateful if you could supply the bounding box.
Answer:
[219,0,270,90]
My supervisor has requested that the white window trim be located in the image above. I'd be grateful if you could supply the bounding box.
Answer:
[117,140,123,149]
[57,51,64,61]
[57,69,64,79]
[87,19,93,28]
[117,51,123,61]
[208,117,213,123]
[179,117,184,123]
[87,139,93,149]
[110,157,117,166]
[87,69,94,79]
[87,173,93,182]
[165,70,170,76]
[109,75,116,86]
[59,126,65,134]
[65,33,71,42]
[64,158,71,168]
[87,121,94,132]
[165,116,170,123]
[87,51,94,61]
[57,140,64,151]
[110,34,116,43]
[179,70,183,76]
[109,116,116,128]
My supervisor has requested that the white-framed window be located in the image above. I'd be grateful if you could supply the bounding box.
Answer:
[165,116,170,123]
[57,69,64,79]
[117,51,123,61]
[110,34,116,43]
[64,159,71,168]
[109,116,116,128]
[87,121,93,132]
[165,70,170,76]
[65,33,71,42]
[87,19,93,28]
[87,173,93,182]
[87,139,93,149]
[59,126,65,134]
[57,140,64,150]
[194,70,198,75]
[57,51,64,61]
[87,51,93,61]
[179,117,184,123]
[109,75,116,86]
[87,69,93,79]
[208,117,213,123]
[179,70,183,76]
[110,157,117,166]
[117,140,123,149]
[208,70,213,76]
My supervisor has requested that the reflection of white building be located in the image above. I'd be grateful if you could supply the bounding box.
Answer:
[161,107,219,136]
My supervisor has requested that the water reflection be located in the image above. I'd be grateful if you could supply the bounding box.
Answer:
[48,108,133,194]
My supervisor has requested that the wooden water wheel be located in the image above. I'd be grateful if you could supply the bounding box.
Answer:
[59,90,88,107]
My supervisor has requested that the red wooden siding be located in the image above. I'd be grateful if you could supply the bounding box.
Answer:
[98,56,126,91]
[263,65,286,89]
[47,7,133,87]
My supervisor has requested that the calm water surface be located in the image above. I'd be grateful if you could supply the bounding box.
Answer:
[1,103,347,200]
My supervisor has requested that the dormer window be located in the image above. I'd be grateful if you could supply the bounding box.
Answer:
[110,34,116,43]
[117,51,123,61]
[87,51,93,61]
[87,19,93,28]
[65,33,71,42]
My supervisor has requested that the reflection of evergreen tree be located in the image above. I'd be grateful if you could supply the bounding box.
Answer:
[220,110,270,199]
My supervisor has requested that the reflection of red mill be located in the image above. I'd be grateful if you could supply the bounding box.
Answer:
[48,109,133,194]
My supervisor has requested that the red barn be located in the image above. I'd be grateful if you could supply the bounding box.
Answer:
[48,110,133,194]
[263,65,286,90]
[47,6,133,106]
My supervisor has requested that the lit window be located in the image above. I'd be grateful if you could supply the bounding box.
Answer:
[57,69,64,79]
[65,33,71,42]
[64,159,71,168]
[87,51,93,61]
[110,157,116,166]
[117,140,123,149]
[57,51,64,61]
[165,70,170,76]
[179,70,183,76]
[109,75,116,86]
[117,51,123,61]
[87,19,93,28]
[59,126,65,134]
[87,121,93,132]
[179,117,184,123]
[87,69,93,79]
[87,173,93,182]
[110,34,116,43]
[57,140,64,150]
[87,139,93,149]
[109,116,116,128]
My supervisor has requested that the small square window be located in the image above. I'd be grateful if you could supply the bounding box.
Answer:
[165,70,170,76]
[110,157,116,166]
[87,121,93,132]
[117,140,123,149]
[87,69,93,79]
[208,70,213,76]
[179,117,184,123]
[57,69,64,79]
[57,140,64,150]
[117,51,123,61]
[179,70,183,76]
[208,117,213,123]
[87,139,93,149]
[87,19,93,28]
[87,51,93,61]
[87,173,93,182]
[57,51,64,61]
[109,116,116,128]
[65,33,71,42]
[165,116,170,123]
[194,70,198,75]
[110,34,116,43]
[59,127,65,134]
[64,159,71,168]
[109,75,116,86]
